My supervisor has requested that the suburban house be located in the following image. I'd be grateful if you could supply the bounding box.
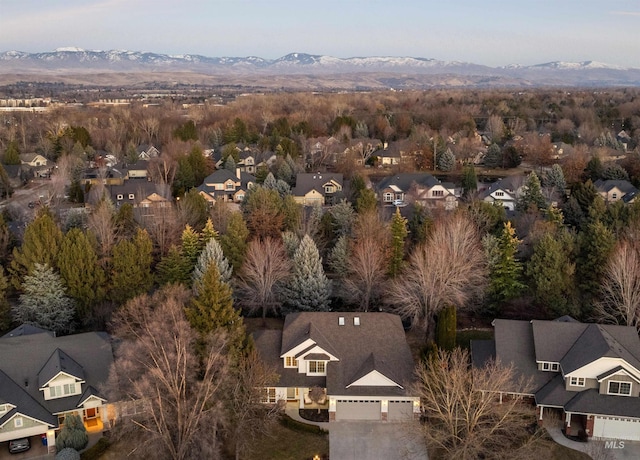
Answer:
[472,318,640,441]
[376,173,459,210]
[0,325,114,453]
[253,312,420,422]
[292,172,344,206]
[136,144,160,160]
[107,180,169,209]
[122,160,149,179]
[593,179,638,204]
[196,168,256,204]
[478,176,526,211]
[19,153,52,178]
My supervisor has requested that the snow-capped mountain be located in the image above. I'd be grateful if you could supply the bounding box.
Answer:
[1,49,639,88]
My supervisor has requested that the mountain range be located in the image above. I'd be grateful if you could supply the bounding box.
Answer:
[1,48,640,89]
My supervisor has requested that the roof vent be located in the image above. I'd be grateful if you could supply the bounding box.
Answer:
[354,317,360,326]
[338,317,345,326]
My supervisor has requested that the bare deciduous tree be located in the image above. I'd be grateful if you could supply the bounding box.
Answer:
[414,348,536,460]
[344,236,388,311]
[87,200,117,262]
[387,213,487,338]
[235,237,290,322]
[595,239,640,328]
[107,285,229,460]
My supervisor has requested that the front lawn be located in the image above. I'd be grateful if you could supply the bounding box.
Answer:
[246,419,329,460]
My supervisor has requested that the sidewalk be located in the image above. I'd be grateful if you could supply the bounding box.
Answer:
[545,424,591,457]
[284,402,331,432]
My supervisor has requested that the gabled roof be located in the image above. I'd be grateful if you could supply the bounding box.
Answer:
[594,179,638,196]
[77,385,107,407]
[0,370,57,428]
[2,324,54,339]
[478,176,524,200]
[376,173,440,193]
[293,173,343,197]
[38,348,85,388]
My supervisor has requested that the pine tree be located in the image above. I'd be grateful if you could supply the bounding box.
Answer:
[109,228,153,305]
[388,208,408,278]
[461,164,478,197]
[55,414,88,451]
[328,235,350,278]
[355,188,377,214]
[436,148,455,172]
[330,199,355,238]
[284,235,331,312]
[577,221,615,312]
[543,164,567,195]
[186,263,245,355]
[220,212,249,273]
[485,222,525,307]
[483,144,503,169]
[10,207,63,289]
[57,228,106,321]
[192,237,232,288]
[0,265,10,331]
[200,217,219,244]
[181,224,202,268]
[15,263,75,334]
[281,231,300,259]
[2,141,20,165]
[156,245,192,286]
[517,172,546,212]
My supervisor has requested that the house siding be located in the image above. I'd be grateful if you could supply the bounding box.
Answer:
[599,374,639,396]
[566,378,599,392]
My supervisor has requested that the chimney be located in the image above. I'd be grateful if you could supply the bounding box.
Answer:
[235,167,241,180]
[338,317,345,326]
[353,317,360,326]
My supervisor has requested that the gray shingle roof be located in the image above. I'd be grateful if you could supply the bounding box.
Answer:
[292,173,343,197]
[2,324,54,338]
[564,389,640,418]
[37,348,85,388]
[594,179,638,196]
[0,369,58,428]
[376,173,440,193]
[255,312,415,397]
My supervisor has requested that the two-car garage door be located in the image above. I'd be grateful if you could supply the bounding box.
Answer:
[593,416,640,440]
[334,400,414,421]
[335,400,380,421]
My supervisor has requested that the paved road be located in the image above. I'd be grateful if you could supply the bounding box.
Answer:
[329,421,428,460]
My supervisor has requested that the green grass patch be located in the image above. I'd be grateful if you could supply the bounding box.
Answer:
[456,329,494,349]
[246,417,329,460]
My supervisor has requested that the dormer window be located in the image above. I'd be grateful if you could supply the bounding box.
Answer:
[495,191,505,197]
[608,381,632,396]
[225,182,235,191]
[285,356,298,368]
[325,185,335,194]
[308,361,326,375]
[541,362,559,372]
[49,382,78,399]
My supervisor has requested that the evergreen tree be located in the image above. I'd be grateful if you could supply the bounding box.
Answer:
[242,186,285,239]
[517,172,546,212]
[55,414,88,451]
[436,148,455,172]
[179,189,209,229]
[355,188,377,214]
[57,228,106,322]
[281,231,300,259]
[349,173,367,205]
[114,202,137,240]
[330,199,355,238]
[461,164,478,197]
[200,217,219,244]
[435,305,456,351]
[527,231,577,318]
[0,266,11,332]
[181,224,202,268]
[2,141,20,165]
[584,155,603,181]
[388,207,408,278]
[263,172,277,189]
[10,207,63,289]
[192,237,232,288]
[109,228,153,305]
[328,235,350,278]
[220,212,249,272]
[15,263,75,334]
[156,245,192,286]
[576,221,615,313]
[544,164,567,195]
[284,235,331,312]
[186,263,245,355]
[483,144,503,169]
[484,222,525,307]
[224,155,237,172]
[56,448,81,460]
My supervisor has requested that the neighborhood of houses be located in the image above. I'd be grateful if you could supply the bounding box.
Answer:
[3,131,640,457]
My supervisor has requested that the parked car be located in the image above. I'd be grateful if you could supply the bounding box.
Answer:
[8,437,30,454]
[392,199,406,207]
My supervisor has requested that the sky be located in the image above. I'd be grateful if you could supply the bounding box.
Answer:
[1,0,640,68]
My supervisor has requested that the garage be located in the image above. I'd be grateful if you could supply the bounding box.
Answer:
[593,416,640,440]
[388,400,413,421]
[335,400,381,421]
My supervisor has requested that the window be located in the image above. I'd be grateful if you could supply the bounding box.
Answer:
[552,363,559,371]
[384,193,393,202]
[541,362,559,372]
[128,193,135,200]
[64,383,76,395]
[285,356,298,368]
[495,191,504,197]
[49,383,78,398]
[325,185,335,194]
[432,190,444,197]
[308,361,326,374]
[117,194,123,200]
[50,386,63,398]
[612,193,618,199]
[570,377,585,387]
[608,381,632,396]
[14,417,23,428]
[225,182,235,191]
[262,388,276,403]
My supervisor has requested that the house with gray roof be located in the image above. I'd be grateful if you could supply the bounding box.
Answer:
[253,312,419,422]
[0,326,114,452]
[292,172,343,206]
[376,173,458,210]
[472,318,640,441]
[593,179,638,204]
[196,168,256,204]
[478,175,526,211]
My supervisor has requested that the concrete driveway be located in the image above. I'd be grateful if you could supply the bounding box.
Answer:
[329,421,428,460]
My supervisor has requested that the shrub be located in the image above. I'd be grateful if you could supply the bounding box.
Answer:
[56,447,81,460]
[56,415,88,452]
[80,437,110,460]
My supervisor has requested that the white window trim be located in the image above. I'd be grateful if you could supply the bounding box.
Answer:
[14,417,23,428]
[570,376,585,387]
[284,356,298,368]
[262,388,276,403]
[307,360,326,376]
[608,380,632,396]
[128,193,135,200]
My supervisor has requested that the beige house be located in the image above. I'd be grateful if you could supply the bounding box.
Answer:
[292,173,343,206]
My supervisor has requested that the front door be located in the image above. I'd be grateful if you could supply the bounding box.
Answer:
[85,408,97,419]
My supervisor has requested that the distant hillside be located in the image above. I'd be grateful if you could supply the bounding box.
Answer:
[1,49,640,89]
